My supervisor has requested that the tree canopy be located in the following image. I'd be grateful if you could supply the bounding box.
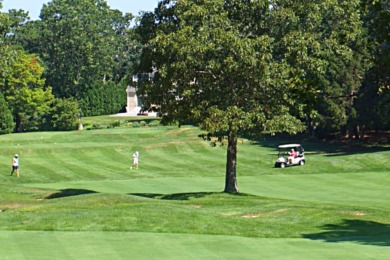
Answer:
[136,0,371,192]
[0,50,54,132]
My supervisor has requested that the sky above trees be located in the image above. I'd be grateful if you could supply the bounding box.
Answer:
[2,0,158,20]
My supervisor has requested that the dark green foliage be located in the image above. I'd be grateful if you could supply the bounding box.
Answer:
[92,123,104,129]
[79,81,126,116]
[109,120,121,128]
[36,0,122,98]
[269,0,369,139]
[0,92,15,134]
[47,98,79,131]
[354,0,390,133]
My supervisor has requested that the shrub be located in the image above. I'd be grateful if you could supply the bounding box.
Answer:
[92,124,104,129]
[148,120,160,127]
[49,98,79,131]
[110,120,121,128]
[132,121,140,128]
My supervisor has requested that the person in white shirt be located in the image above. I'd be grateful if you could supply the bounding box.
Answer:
[130,151,139,170]
[10,154,19,177]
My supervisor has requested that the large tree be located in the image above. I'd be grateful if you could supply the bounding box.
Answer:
[0,50,54,132]
[269,0,368,138]
[137,0,305,193]
[1,4,53,132]
[37,0,125,98]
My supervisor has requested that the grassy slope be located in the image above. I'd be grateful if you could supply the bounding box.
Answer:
[0,122,389,259]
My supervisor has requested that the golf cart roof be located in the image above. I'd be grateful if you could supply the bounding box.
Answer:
[278,144,302,149]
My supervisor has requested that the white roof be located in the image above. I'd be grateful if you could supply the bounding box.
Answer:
[278,144,302,148]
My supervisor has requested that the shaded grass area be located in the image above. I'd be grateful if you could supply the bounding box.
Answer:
[303,219,390,247]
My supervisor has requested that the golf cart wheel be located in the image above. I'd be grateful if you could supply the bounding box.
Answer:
[280,163,286,168]
[299,160,305,166]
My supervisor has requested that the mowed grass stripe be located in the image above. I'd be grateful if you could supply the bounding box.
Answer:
[66,146,124,177]
[141,138,226,177]
[22,142,131,182]
[2,231,389,260]
[239,173,390,208]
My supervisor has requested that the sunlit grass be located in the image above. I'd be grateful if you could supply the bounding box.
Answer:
[0,120,389,259]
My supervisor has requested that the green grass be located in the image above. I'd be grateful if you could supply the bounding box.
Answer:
[80,114,160,129]
[1,121,390,259]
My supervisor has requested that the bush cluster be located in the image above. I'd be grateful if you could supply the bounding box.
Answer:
[85,119,160,130]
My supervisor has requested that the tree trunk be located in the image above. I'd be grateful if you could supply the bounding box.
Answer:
[15,114,22,133]
[224,132,239,193]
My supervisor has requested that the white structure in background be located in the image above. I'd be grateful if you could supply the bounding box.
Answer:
[126,86,141,115]
[112,75,156,117]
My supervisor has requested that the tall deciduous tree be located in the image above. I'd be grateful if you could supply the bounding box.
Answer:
[269,0,368,138]
[137,0,305,193]
[0,50,54,132]
[37,0,119,98]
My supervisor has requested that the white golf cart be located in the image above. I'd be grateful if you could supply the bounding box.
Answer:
[274,144,305,168]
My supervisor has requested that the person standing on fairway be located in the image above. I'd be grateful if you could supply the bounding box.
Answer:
[130,151,139,170]
[10,154,20,177]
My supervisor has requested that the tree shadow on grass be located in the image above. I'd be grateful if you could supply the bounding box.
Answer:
[45,189,98,199]
[257,136,390,155]
[130,192,251,201]
[303,219,390,246]
[323,146,390,157]
[130,192,216,200]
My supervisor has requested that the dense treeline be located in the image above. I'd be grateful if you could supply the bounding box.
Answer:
[0,0,389,141]
[0,0,139,133]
